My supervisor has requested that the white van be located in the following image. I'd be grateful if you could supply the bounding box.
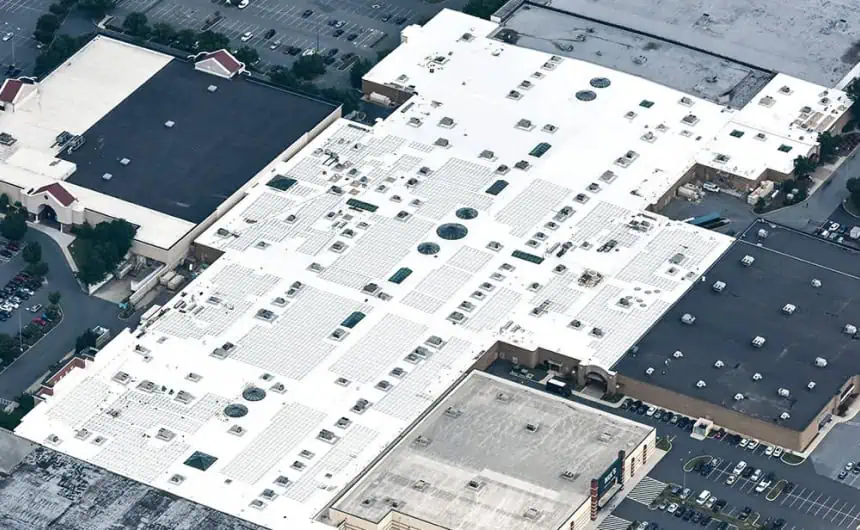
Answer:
[732,461,747,475]
[703,182,721,193]
[695,490,711,505]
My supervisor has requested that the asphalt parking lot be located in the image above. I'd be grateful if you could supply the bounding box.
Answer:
[112,0,467,85]
[811,421,860,491]
[0,230,140,400]
[660,191,756,237]
[0,8,43,78]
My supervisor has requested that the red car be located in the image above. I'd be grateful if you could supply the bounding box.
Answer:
[6,242,19,251]
[32,318,46,326]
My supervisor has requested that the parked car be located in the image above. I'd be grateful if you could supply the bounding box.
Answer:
[738,507,751,521]
[381,13,392,22]
[670,414,679,424]
[747,440,759,451]
[237,0,249,8]
[764,445,774,456]
[286,46,301,55]
[679,487,691,500]
[725,474,737,485]
[346,33,358,41]
[750,469,762,482]
[263,28,276,39]
[773,447,783,458]
[301,9,313,18]
[705,496,717,510]
[732,461,747,475]
[646,406,656,416]
[713,499,727,512]
[755,479,771,493]
[839,469,848,479]
[240,31,253,42]
[739,438,749,448]
[395,16,407,24]
[654,410,663,420]
[333,29,345,37]
[667,503,679,514]
[326,47,339,57]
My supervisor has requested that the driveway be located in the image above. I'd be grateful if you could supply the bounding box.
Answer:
[0,229,139,400]
[764,149,860,233]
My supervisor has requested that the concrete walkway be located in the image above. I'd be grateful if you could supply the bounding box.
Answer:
[26,223,78,273]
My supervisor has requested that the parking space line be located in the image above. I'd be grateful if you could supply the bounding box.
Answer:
[832,501,849,522]
[814,495,831,515]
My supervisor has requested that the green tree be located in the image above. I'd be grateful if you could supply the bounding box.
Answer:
[0,333,16,362]
[48,3,69,16]
[0,194,9,213]
[754,197,767,212]
[463,0,505,19]
[319,87,361,114]
[847,77,860,103]
[122,12,149,38]
[793,155,816,178]
[48,291,61,306]
[22,241,41,264]
[72,219,137,285]
[234,46,259,66]
[291,53,326,80]
[818,131,841,163]
[34,14,61,44]
[847,177,860,211]
[35,34,85,77]
[174,28,197,51]
[1,212,27,241]
[150,22,176,44]
[25,261,49,278]
[268,65,298,88]
[349,58,373,89]
[77,0,115,18]
[75,328,97,353]
[196,30,229,52]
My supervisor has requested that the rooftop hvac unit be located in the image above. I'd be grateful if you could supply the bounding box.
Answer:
[681,313,696,325]
[207,85,218,93]
[780,412,791,421]
[164,120,175,128]
[119,157,131,166]
[645,367,654,376]
[673,350,683,359]
[734,393,744,401]
[845,324,857,335]
[777,387,790,398]
[696,380,706,388]
[712,281,726,293]
[752,373,763,381]
[757,228,769,239]
[102,173,113,181]
[741,255,755,266]
[814,357,828,367]
[751,336,766,348]
[811,278,822,288]
[782,303,796,315]
[807,381,816,390]
[714,360,725,368]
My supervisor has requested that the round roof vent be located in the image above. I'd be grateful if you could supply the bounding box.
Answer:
[436,223,468,240]
[455,207,479,220]
[575,90,597,102]
[224,404,249,418]
[417,242,441,255]
[242,387,266,401]
[590,77,611,88]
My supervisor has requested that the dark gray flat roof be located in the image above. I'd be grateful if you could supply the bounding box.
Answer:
[62,60,335,224]
[614,219,860,431]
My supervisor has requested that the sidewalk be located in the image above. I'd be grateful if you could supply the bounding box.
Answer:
[26,223,77,273]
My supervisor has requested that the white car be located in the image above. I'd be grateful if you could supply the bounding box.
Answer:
[667,503,679,514]
[725,474,737,485]
[269,40,281,50]
[703,182,720,193]
[747,440,759,451]
[237,0,249,8]
[764,446,774,456]
[739,438,749,448]
[240,31,253,42]
[750,469,762,482]
[732,461,747,475]
[773,447,783,458]
[705,496,717,510]
[755,479,771,493]
[301,48,316,56]
[695,490,711,505]
[2,33,13,42]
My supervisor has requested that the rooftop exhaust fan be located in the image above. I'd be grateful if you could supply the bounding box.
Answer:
[673,350,683,359]
[777,388,790,398]
[807,381,816,390]
[741,255,755,266]
[714,360,724,368]
[751,336,766,348]
[645,367,654,376]
[782,303,796,315]
[681,313,696,325]
[814,357,828,367]
[752,373,762,381]
[811,278,822,288]
[734,393,744,401]
[780,412,791,421]
[696,380,706,388]
[845,324,857,335]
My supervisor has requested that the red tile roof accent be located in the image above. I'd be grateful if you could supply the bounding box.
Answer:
[34,183,76,207]
[204,50,243,75]
[0,79,23,103]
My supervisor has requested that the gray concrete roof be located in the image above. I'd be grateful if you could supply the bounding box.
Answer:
[526,0,860,87]
[496,4,772,107]
[0,442,266,530]
[63,60,335,224]
[615,219,860,431]
[333,371,653,530]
